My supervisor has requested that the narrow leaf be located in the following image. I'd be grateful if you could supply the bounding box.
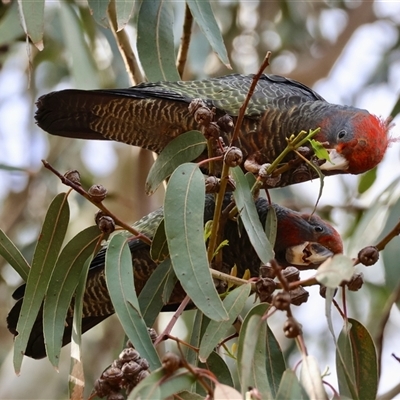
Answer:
[214,383,241,399]
[59,2,99,89]
[358,168,377,194]
[87,0,110,28]
[186,0,230,67]
[316,254,354,288]
[105,234,161,370]
[128,368,196,400]
[199,284,251,362]
[138,258,177,327]
[145,130,207,195]
[231,167,274,264]
[43,226,102,367]
[17,0,44,50]
[265,205,277,249]
[237,304,273,399]
[0,229,30,281]
[199,351,234,388]
[137,0,180,81]
[336,318,378,400]
[115,0,135,30]
[300,355,327,400]
[336,321,358,399]
[150,219,169,262]
[69,257,92,399]
[275,369,309,400]
[13,193,70,373]
[0,2,25,47]
[164,163,228,322]
[308,139,331,162]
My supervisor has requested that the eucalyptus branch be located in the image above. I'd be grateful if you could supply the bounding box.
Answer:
[108,0,144,84]
[176,3,193,78]
[207,162,231,263]
[153,295,191,346]
[230,52,271,144]
[42,160,151,245]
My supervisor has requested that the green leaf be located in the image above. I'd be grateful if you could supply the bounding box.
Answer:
[316,254,354,288]
[115,0,135,30]
[69,257,92,399]
[186,311,210,368]
[105,234,161,370]
[0,229,30,281]
[137,0,180,81]
[199,351,234,388]
[138,258,177,327]
[264,315,286,397]
[43,226,102,367]
[13,193,70,373]
[87,0,110,28]
[265,205,277,249]
[164,163,228,322]
[145,131,207,195]
[186,0,230,68]
[17,0,44,49]
[0,163,29,172]
[176,392,204,400]
[59,2,99,89]
[214,383,242,399]
[336,319,378,400]
[150,219,169,263]
[231,167,274,264]
[199,284,251,362]
[300,355,327,400]
[0,2,25,47]
[128,368,196,400]
[308,139,331,162]
[237,304,273,399]
[358,167,377,194]
[389,93,400,119]
[275,369,309,400]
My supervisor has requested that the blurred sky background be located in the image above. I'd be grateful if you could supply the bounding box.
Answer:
[0,1,400,398]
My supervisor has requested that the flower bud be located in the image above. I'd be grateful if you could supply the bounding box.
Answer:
[88,184,107,202]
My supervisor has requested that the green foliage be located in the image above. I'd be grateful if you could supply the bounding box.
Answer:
[0,1,398,399]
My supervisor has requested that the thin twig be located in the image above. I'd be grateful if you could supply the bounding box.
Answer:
[176,3,193,78]
[153,295,191,346]
[207,162,231,262]
[108,0,144,84]
[230,52,271,145]
[42,160,151,245]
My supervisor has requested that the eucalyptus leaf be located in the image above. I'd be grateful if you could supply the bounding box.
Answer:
[13,193,70,374]
[43,226,102,367]
[186,0,230,68]
[231,167,274,264]
[17,0,44,49]
[137,0,180,81]
[316,254,354,288]
[0,229,30,281]
[105,234,161,370]
[164,163,228,322]
[146,131,206,195]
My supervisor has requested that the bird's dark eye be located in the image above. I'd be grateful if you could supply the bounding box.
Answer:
[314,225,324,233]
[337,130,347,140]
